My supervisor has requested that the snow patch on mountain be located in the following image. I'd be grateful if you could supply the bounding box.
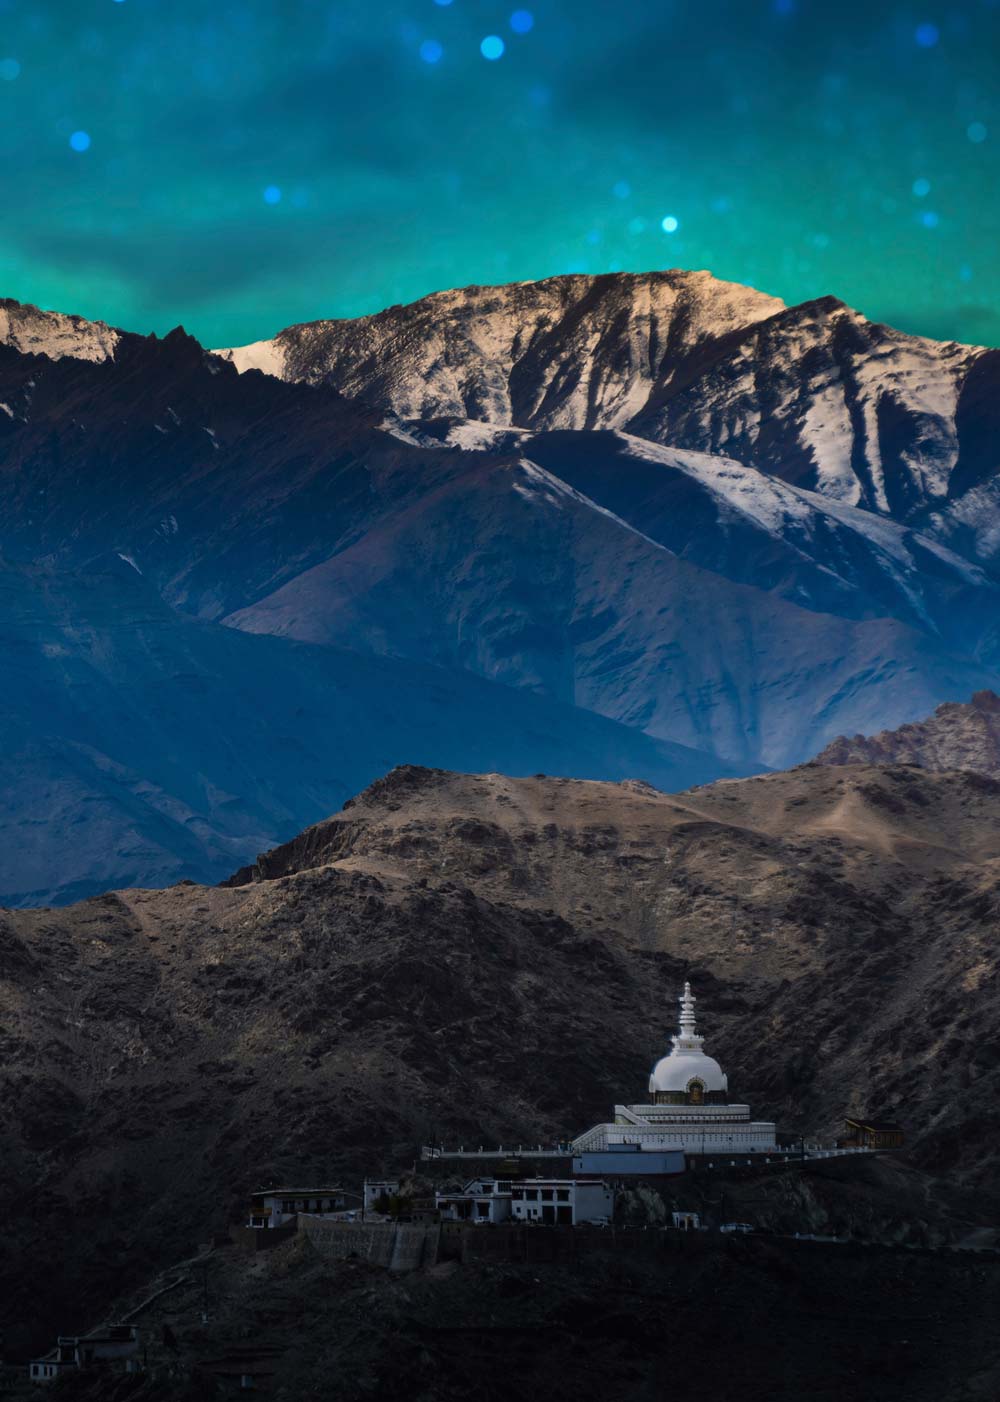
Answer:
[214,337,287,378]
[612,431,989,619]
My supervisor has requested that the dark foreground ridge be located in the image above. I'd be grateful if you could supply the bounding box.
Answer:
[39,1220,1000,1402]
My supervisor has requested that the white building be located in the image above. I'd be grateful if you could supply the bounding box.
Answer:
[436,1176,613,1226]
[573,983,776,1157]
[363,1179,400,1213]
[30,1327,140,1384]
[247,1186,348,1228]
[436,1178,513,1224]
[510,1179,613,1226]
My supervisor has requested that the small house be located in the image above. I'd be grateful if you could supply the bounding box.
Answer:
[436,1179,513,1224]
[30,1326,140,1384]
[363,1179,400,1213]
[247,1187,348,1228]
[841,1118,905,1150]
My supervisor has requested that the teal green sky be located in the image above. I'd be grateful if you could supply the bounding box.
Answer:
[0,0,998,347]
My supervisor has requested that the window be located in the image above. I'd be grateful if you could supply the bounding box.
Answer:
[541,1189,553,1201]
[526,1190,538,1201]
[556,1189,569,1201]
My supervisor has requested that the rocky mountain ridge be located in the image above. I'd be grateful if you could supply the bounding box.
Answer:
[214,270,994,528]
[814,689,1000,778]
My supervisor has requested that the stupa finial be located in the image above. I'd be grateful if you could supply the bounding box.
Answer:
[678,982,697,1038]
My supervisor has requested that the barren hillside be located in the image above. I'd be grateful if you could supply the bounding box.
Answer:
[3,761,999,1354]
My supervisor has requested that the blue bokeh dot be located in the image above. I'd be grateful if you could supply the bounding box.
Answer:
[510,10,534,33]
[967,121,987,143]
[433,0,454,6]
[69,130,91,152]
[0,57,20,81]
[420,39,444,63]
[613,180,631,200]
[914,21,939,47]
[921,210,940,228]
[912,177,931,197]
[480,34,505,60]
[661,214,679,233]
[263,185,282,205]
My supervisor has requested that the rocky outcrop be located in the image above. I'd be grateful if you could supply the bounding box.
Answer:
[813,690,1000,778]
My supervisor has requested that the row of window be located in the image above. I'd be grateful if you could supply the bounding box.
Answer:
[511,1188,570,1202]
[261,1199,339,1213]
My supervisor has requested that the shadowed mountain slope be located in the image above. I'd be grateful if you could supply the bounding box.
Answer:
[0,557,732,906]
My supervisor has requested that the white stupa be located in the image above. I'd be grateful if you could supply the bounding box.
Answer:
[573,982,777,1156]
[649,982,728,1102]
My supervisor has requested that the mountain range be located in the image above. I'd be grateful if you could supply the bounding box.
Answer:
[2,270,1000,901]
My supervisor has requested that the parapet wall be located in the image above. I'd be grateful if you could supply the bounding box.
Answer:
[299,1219,440,1272]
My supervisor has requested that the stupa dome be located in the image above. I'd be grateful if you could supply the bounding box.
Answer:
[647,982,729,1097]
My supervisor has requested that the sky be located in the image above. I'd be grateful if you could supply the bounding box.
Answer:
[0,0,998,348]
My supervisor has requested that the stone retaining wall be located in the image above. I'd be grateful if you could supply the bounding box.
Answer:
[230,1222,297,1254]
[299,1219,441,1271]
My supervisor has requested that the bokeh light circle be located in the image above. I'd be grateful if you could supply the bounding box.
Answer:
[263,185,282,205]
[480,35,505,60]
[912,177,931,197]
[69,131,91,152]
[914,22,939,47]
[510,10,534,33]
[420,39,444,64]
[661,215,679,233]
[0,57,21,81]
[968,122,987,144]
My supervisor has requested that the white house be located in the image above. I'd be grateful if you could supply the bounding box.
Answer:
[510,1179,613,1226]
[573,984,777,1158]
[363,1179,400,1213]
[436,1179,513,1224]
[30,1327,140,1384]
